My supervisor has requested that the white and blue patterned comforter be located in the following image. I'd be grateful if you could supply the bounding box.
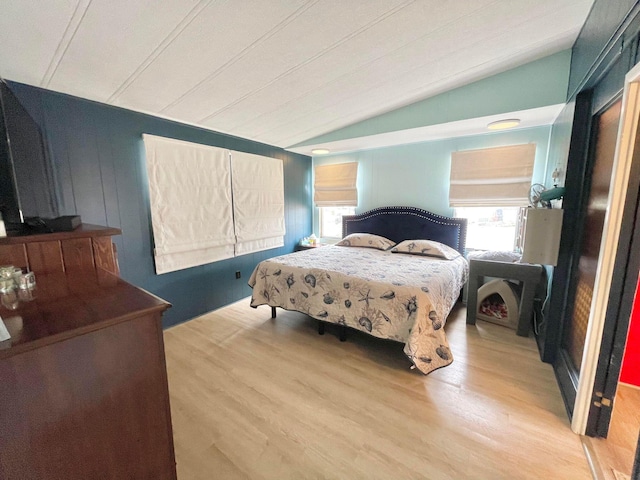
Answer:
[248,245,468,374]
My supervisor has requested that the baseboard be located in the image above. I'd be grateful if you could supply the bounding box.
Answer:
[554,349,579,418]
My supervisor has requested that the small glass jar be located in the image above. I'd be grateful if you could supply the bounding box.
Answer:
[18,272,36,290]
[0,277,15,294]
[0,265,15,279]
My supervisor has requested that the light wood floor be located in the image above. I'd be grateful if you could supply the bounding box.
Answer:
[585,383,640,479]
[164,299,591,479]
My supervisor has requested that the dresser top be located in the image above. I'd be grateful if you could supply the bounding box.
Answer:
[0,223,122,244]
[0,269,170,359]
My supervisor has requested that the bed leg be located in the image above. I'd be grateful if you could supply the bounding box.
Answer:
[339,325,347,342]
[271,306,276,319]
[318,321,325,335]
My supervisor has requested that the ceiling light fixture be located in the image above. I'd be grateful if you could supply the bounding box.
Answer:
[487,119,521,130]
[311,148,330,155]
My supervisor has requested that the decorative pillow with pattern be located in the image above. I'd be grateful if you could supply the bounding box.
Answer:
[391,239,460,260]
[335,233,396,251]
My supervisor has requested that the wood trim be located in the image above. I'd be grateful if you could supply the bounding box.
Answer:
[0,224,121,245]
[573,62,640,434]
[586,81,640,437]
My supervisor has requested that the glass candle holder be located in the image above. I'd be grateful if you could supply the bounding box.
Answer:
[18,272,36,290]
[0,277,15,294]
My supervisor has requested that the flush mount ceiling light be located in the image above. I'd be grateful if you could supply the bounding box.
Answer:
[311,148,330,155]
[487,119,521,130]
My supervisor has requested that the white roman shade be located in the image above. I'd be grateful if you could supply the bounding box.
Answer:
[314,162,358,206]
[143,134,287,274]
[449,144,536,207]
[231,151,285,255]
[143,134,235,274]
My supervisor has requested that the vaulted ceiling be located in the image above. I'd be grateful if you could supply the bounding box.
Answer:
[0,0,594,148]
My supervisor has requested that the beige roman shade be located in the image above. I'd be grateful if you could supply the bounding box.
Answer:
[314,162,358,207]
[449,144,536,207]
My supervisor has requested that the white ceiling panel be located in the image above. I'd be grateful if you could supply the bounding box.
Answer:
[46,0,203,101]
[0,0,594,148]
[161,0,412,121]
[198,0,496,132]
[0,0,82,86]
[113,0,312,113]
[227,0,591,145]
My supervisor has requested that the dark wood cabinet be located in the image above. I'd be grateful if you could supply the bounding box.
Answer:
[0,224,121,275]
[0,268,176,479]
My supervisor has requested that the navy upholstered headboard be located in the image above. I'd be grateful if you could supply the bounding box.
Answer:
[342,206,467,255]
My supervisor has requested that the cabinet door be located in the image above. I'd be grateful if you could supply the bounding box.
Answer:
[26,241,64,274]
[61,238,95,272]
[92,237,118,274]
[0,244,28,271]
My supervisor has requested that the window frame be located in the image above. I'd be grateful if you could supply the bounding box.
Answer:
[453,206,526,252]
[318,206,356,239]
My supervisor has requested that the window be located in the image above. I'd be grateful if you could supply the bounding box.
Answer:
[319,206,355,238]
[449,144,534,252]
[454,206,525,251]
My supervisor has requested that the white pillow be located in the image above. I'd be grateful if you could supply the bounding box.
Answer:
[467,250,522,263]
[335,233,396,251]
[391,239,460,260]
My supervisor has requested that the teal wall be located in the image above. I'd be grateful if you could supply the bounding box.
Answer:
[313,126,552,237]
[294,50,570,148]
[8,81,312,328]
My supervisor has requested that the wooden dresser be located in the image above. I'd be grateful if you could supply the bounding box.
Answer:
[0,224,121,275]
[0,262,176,477]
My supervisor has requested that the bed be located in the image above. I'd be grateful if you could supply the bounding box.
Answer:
[248,206,468,374]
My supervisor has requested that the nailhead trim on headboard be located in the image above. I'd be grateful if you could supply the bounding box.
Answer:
[342,206,467,255]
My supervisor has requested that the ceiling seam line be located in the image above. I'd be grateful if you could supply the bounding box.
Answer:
[107,0,214,103]
[157,0,319,114]
[195,0,418,123]
[274,39,575,146]
[41,0,92,87]
[222,0,507,134]
[251,18,578,143]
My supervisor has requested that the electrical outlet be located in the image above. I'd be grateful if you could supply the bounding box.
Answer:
[235,271,241,279]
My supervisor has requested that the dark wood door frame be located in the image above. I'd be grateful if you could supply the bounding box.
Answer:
[543,90,603,417]
[585,110,640,437]
[547,91,625,419]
